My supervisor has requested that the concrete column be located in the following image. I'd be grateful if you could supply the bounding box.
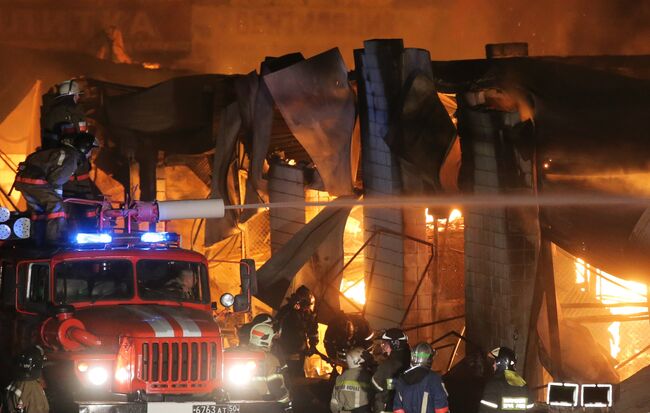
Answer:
[356,40,406,329]
[268,160,306,253]
[458,93,538,368]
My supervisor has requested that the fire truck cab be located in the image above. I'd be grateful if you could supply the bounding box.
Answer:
[0,227,288,413]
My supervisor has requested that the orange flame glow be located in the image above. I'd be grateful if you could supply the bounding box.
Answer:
[574,259,648,359]
[340,278,366,305]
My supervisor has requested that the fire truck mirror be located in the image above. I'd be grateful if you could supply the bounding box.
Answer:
[239,259,257,296]
[233,293,250,313]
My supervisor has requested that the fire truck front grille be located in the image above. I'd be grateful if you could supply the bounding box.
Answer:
[139,339,218,391]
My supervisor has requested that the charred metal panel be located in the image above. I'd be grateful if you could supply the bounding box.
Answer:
[264,48,355,196]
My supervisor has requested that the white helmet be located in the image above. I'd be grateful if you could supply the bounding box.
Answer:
[345,347,365,369]
[250,323,275,349]
[57,79,83,97]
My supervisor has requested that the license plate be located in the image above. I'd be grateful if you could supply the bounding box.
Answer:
[192,404,240,413]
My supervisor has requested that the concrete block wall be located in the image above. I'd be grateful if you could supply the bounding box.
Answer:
[458,99,538,365]
[356,40,406,329]
[402,210,433,342]
[355,40,441,333]
[268,161,306,253]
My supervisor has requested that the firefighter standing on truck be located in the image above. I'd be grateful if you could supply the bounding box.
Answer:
[4,346,49,413]
[392,342,449,413]
[14,133,97,243]
[41,79,87,150]
[479,347,534,412]
[277,285,319,380]
[371,328,410,413]
[42,79,101,232]
[330,347,373,413]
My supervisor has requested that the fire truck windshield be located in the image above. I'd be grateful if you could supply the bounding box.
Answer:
[55,260,134,303]
[136,260,209,304]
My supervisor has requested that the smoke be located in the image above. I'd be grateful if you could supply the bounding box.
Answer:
[188,0,650,73]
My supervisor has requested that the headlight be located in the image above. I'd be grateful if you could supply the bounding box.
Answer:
[77,362,89,373]
[88,366,109,386]
[227,361,256,386]
[115,366,131,383]
[220,293,235,308]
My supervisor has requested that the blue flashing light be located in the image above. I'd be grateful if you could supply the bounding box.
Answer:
[76,233,112,244]
[140,232,169,243]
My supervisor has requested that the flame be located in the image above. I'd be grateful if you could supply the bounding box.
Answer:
[449,208,462,221]
[425,208,434,223]
[574,259,648,359]
[425,208,463,230]
[341,278,366,305]
[142,62,160,70]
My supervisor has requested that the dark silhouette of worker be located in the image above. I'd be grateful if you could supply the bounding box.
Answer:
[4,346,49,413]
[371,328,411,413]
[14,133,97,244]
[276,285,319,380]
[479,347,533,412]
[41,79,88,150]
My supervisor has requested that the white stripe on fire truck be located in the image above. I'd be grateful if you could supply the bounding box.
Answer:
[159,308,202,337]
[127,306,175,337]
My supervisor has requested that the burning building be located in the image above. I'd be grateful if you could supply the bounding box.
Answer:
[1,2,649,411]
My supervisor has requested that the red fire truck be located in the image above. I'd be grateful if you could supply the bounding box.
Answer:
[0,200,289,413]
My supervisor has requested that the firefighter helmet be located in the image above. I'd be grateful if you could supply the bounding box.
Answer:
[410,342,436,368]
[57,79,83,97]
[345,347,365,369]
[490,346,517,371]
[15,345,46,380]
[294,285,315,311]
[252,312,273,326]
[73,132,100,155]
[250,323,276,349]
[381,328,408,351]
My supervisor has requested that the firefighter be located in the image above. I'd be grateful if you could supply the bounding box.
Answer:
[276,285,319,380]
[14,133,96,244]
[479,347,534,412]
[371,328,410,413]
[392,342,449,413]
[64,133,101,234]
[165,268,196,300]
[4,346,49,413]
[226,323,290,404]
[238,313,274,346]
[41,79,87,150]
[330,347,373,413]
[324,311,355,364]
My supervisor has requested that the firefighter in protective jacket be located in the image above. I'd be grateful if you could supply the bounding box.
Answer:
[14,133,96,243]
[276,285,319,379]
[371,328,410,413]
[41,79,87,150]
[479,347,534,412]
[392,342,449,413]
[225,323,290,404]
[330,347,372,413]
[4,346,49,413]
